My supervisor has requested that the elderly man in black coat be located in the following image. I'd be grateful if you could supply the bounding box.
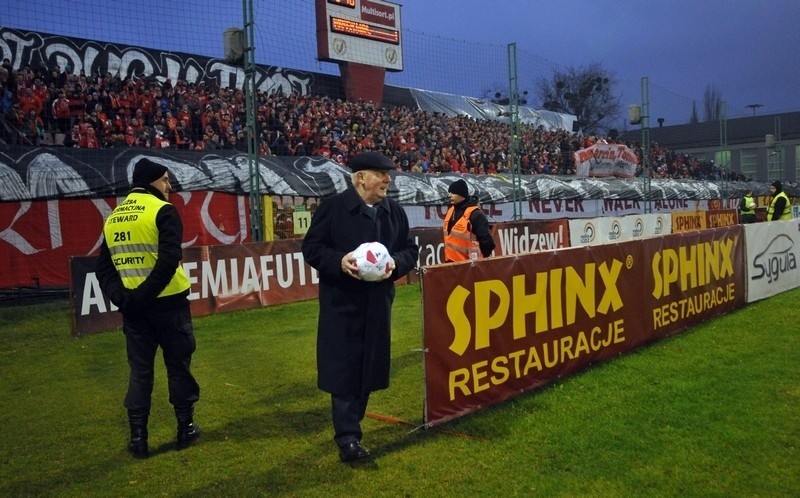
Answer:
[302,151,419,462]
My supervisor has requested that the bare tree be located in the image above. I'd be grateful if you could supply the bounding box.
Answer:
[535,62,620,134]
[480,84,529,106]
[690,100,699,124]
[703,84,724,121]
[480,83,505,102]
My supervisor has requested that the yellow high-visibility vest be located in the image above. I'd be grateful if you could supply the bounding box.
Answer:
[103,191,190,296]
[767,191,791,220]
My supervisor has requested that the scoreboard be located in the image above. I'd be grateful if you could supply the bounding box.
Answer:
[315,0,403,71]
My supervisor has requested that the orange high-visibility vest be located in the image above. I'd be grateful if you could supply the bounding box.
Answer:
[443,205,480,262]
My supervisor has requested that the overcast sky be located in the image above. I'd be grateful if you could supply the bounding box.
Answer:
[4,0,798,128]
[398,0,800,125]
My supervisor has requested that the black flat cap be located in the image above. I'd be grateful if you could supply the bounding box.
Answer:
[348,151,395,172]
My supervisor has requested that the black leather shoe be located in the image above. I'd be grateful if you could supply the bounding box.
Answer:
[339,441,370,462]
[128,429,149,459]
[176,423,201,449]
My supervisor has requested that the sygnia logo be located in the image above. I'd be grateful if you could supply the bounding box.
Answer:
[580,223,595,244]
[655,217,664,234]
[633,218,644,237]
[608,220,621,240]
[751,234,797,284]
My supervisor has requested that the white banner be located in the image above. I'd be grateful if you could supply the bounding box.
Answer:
[405,200,720,228]
[744,220,800,302]
[574,143,639,178]
[568,213,673,247]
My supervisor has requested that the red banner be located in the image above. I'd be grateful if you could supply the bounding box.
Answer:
[1,193,251,288]
[420,226,745,426]
[71,239,318,335]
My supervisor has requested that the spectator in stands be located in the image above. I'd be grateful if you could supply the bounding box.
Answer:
[51,91,71,133]
[193,133,206,151]
[1,62,737,183]
[79,126,100,148]
[21,108,45,145]
[271,134,291,156]
[63,123,81,147]
[206,132,221,150]
[153,125,170,149]
[18,87,43,117]
[1,59,16,99]
[0,67,13,116]
[123,127,139,147]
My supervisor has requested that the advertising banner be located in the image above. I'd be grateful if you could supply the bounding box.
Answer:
[744,219,800,302]
[492,220,570,255]
[421,243,644,426]
[705,209,738,228]
[616,212,673,239]
[672,210,707,232]
[640,226,746,340]
[420,226,745,426]
[1,192,250,288]
[4,194,738,289]
[568,213,672,247]
[71,239,318,335]
[405,200,715,228]
[70,220,563,333]
[673,208,737,232]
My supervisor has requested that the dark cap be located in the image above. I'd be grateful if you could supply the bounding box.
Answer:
[772,180,782,190]
[348,151,395,172]
[448,179,469,198]
[132,159,168,186]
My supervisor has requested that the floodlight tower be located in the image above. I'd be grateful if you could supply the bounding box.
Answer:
[745,103,763,116]
[640,77,651,214]
[243,0,262,241]
[508,43,522,220]
[719,101,729,198]
[770,116,783,181]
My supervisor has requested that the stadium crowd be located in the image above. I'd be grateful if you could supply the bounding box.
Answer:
[1,59,739,181]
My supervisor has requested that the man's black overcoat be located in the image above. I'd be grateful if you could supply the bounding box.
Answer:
[302,186,419,395]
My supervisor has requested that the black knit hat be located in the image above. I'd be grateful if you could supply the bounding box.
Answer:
[132,159,168,186]
[349,151,395,172]
[448,179,469,198]
[772,180,782,191]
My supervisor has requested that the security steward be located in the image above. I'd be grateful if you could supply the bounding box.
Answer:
[95,159,201,458]
[739,189,756,224]
[767,180,792,221]
[443,179,495,262]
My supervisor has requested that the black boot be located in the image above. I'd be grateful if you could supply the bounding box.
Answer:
[175,405,201,449]
[127,411,149,458]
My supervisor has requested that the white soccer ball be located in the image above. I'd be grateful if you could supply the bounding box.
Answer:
[352,241,391,282]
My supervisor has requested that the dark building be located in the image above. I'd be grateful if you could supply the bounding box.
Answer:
[619,111,800,182]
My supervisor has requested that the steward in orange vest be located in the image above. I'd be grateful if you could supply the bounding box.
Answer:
[443,179,496,262]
